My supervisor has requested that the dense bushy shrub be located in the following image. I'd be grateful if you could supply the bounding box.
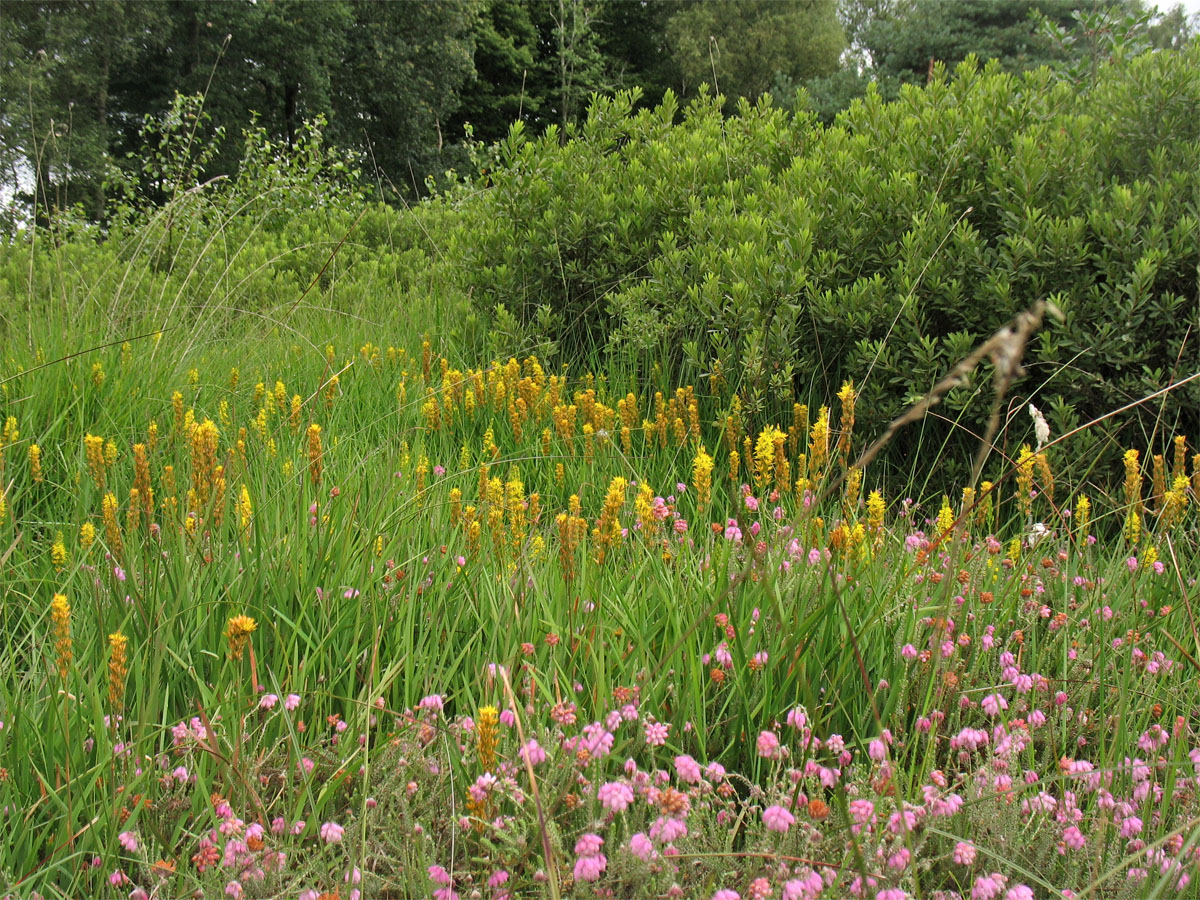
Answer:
[448,46,1200,482]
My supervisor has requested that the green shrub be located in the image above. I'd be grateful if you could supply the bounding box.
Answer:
[448,47,1200,484]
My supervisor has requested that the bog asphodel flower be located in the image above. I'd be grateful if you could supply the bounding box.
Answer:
[50,593,72,680]
[836,380,856,462]
[29,444,42,482]
[1074,494,1091,543]
[108,631,128,712]
[51,532,68,572]
[225,614,257,660]
[866,490,885,542]
[692,446,714,508]
[238,485,253,532]
[1015,445,1035,518]
[306,424,323,485]
[476,706,499,772]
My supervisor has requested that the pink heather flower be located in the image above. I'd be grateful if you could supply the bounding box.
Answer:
[598,781,634,813]
[1005,888,1034,900]
[434,890,460,900]
[489,870,510,889]
[981,694,1008,717]
[868,739,888,762]
[786,707,807,730]
[428,865,453,886]
[763,804,795,833]
[713,891,741,900]
[1127,556,1138,572]
[573,853,606,882]
[650,816,688,843]
[225,881,243,899]
[117,831,138,852]
[757,730,781,759]
[319,821,344,843]
[1062,826,1086,850]
[419,694,445,712]
[900,643,918,660]
[1120,816,1143,838]
[258,693,278,710]
[109,870,128,886]
[849,799,875,824]
[284,693,301,711]
[499,708,516,727]
[629,832,654,860]
[298,757,315,775]
[520,739,546,766]
[783,873,824,900]
[705,761,726,781]
[877,891,909,900]
[972,874,1006,900]
[675,755,703,784]
[575,834,604,857]
[644,720,670,746]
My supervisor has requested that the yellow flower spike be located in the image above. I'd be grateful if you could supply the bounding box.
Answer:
[476,706,499,772]
[1151,454,1166,511]
[51,532,68,572]
[102,492,124,560]
[1015,445,1035,519]
[306,424,323,485]
[225,614,257,660]
[692,446,714,508]
[1074,494,1091,543]
[595,476,628,564]
[1124,509,1141,546]
[79,521,96,551]
[836,380,856,462]
[50,593,72,681]
[91,361,105,388]
[228,368,240,392]
[866,490,885,542]
[29,444,43,482]
[84,434,106,489]
[127,489,141,533]
[290,395,302,432]
[238,485,253,532]
[843,466,862,518]
[104,440,118,469]
[976,481,994,529]
[172,391,184,434]
[936,496,955,539]
[808,406,829,483]
[1123,449,1142,514]
[147,419,159,452]
[415,456,429,509]
[754,427,785,487]
[108,632,128,712]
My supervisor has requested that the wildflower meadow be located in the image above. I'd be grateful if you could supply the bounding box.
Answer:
[2,44,1200,900]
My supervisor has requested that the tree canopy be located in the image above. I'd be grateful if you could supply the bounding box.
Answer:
[0,0,1193,222]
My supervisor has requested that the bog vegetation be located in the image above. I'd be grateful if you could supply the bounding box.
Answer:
[0,38,1198,900]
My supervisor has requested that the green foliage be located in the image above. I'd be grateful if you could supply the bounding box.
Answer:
[447,46,1200,482]
[665,0,845,103]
